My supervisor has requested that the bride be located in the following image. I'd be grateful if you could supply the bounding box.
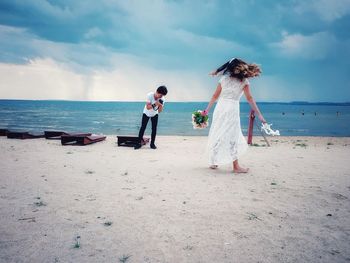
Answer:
[203,58,266,173]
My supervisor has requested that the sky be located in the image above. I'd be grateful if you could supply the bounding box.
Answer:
[0,0,349,102]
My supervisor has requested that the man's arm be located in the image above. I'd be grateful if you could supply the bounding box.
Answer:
[158,104,163,113]
[146,102,153,110]
[145,93,153,110]
[155,100,164,113]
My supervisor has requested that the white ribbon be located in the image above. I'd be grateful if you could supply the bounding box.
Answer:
[261,123,280,136]
[229,57,235,63]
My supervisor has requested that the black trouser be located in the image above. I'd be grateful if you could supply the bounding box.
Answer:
[138,113,158,145]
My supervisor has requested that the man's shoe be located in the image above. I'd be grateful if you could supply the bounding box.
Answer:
[150,143,157,149]
[134,144,142,150]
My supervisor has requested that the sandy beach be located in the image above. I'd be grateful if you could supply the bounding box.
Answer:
[0,135,349,263]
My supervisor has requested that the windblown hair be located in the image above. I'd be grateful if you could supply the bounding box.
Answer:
[215,58,261,80]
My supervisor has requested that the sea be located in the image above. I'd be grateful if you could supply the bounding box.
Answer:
[0,100,349,137]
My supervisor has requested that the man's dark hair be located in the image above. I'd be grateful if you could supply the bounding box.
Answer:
[157,85,168,96]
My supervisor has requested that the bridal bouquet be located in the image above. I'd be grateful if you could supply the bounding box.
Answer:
[192,110,209,129]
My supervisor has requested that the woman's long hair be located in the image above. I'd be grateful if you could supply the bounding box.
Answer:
[215,58,261,80]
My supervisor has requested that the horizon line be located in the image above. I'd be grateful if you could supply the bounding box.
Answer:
[0,98,350,105]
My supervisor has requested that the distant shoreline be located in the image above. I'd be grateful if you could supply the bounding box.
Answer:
[0,99,349,106]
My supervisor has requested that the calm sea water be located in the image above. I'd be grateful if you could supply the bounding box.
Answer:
[0,100,349,136]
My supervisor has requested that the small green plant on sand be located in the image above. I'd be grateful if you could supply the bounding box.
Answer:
[104,221,113,226]
[251,143,267,147]
[73,235,81,249]
[34,201,46,207]
[247,212,262,221]
[119,254,131,263]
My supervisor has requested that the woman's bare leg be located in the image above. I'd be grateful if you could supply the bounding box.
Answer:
[233,159,249,173]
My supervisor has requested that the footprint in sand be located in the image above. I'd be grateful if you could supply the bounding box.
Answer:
[86,194,96,201]
[332,193,348,200]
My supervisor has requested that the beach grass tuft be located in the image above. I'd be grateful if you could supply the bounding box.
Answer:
[103,221,113,226]
[73,235,81,249]
[183,245,193,250]
[34,200,46,207]
[251,143,267,147]
[119,254,131,263]
[247,212,262,221]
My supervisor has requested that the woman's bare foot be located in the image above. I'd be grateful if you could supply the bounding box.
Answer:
[233,167,249,173]
[209,165,218,169]
[233,160,249,173]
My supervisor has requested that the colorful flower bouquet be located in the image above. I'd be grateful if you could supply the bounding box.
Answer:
[192,110,209,129]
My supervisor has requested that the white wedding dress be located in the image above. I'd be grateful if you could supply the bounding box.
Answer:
[208,75,249,165]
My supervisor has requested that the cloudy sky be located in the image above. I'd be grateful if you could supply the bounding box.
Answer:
[0,0,349,102]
